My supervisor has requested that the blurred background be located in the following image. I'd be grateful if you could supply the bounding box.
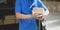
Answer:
[0,0,60,30]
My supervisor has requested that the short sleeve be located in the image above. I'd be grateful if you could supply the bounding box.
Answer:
[15,0,22,13]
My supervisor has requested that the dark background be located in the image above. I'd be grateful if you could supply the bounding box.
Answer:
[0,0,18,30]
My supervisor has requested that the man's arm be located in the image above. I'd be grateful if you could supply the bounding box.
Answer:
[15,0,35,19]
[15,12,34,19]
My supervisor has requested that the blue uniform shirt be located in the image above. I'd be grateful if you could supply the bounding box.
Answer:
[15,0,47,30]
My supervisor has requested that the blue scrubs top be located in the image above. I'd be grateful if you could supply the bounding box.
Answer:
[15,0,47,30]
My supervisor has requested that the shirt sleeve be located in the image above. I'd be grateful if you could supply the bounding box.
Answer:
[15,0,22,13]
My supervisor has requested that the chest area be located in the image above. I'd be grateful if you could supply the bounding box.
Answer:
[21,0,34,7]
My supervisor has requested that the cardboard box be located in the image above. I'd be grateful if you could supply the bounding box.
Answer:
[32,8,44,15]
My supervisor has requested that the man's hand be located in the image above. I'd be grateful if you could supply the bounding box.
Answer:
[32,8,44,18]
[15,12,35,19]
[33,13,43,20]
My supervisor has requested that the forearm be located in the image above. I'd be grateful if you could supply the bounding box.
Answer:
[15,13,34,19]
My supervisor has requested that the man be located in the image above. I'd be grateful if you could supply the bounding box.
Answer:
[15,0,49,30]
